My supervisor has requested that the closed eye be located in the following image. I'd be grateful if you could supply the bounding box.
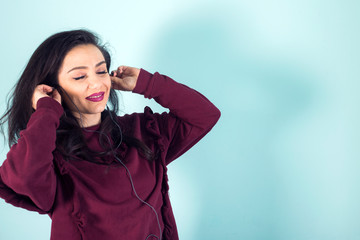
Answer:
[73,71,108,80]
[74,76,85,80]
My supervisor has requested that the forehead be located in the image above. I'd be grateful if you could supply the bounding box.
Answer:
[60,44,105,69]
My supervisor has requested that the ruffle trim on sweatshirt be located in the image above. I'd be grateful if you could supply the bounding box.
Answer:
[143,106,179,239]
[144,107,163,140]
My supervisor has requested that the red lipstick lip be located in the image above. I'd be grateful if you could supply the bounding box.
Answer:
[86,91,104,98]
[85,92,105,102]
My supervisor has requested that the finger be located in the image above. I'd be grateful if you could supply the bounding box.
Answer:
[111,70,120,77]
[52,89,62,103]
[117,66,124,72]
[110,77,117,87]
[37,84,52,90]
[38,84,54,93]
[110,76,121,83]
[52,89,60,98]
[117,65,127,75]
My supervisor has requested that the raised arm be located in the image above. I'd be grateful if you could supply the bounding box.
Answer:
[111,66,221,164]
[0,95,63,212]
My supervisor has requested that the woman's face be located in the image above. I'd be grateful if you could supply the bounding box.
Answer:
[57,44,111,126]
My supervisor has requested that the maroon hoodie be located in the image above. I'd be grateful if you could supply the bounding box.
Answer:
[0,69,220,240]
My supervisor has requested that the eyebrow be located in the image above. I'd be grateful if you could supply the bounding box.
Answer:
[67,61,106,73]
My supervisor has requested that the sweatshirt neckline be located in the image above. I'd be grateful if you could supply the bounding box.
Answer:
[82,123,101,132]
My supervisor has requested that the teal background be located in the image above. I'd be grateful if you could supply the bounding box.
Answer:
[1,0,360,239]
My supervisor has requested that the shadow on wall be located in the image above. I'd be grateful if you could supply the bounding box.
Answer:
[144,5,317,240]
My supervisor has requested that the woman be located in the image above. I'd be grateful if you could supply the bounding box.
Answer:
[0,29,220,240]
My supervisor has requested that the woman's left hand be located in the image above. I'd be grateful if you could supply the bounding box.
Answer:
[110,66,140,91]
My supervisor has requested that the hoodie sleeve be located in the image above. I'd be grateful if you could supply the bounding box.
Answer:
[0,97,63,212]
[132,68,221,165]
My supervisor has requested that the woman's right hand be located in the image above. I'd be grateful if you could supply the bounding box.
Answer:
[32,84,61,110]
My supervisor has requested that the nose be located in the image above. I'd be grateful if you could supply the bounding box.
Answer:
[87,74,101,89]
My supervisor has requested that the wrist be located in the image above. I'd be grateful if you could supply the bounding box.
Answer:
[36,97,64,117]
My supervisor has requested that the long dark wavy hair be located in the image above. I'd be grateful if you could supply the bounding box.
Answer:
[0,29,154,163]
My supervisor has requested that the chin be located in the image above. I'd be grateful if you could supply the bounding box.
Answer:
[94,104,107,113]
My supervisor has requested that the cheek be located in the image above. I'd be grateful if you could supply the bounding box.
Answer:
[105,76,111,86]
[104,77,111,92]
[62,90,79,108]
[61,84,85,104]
